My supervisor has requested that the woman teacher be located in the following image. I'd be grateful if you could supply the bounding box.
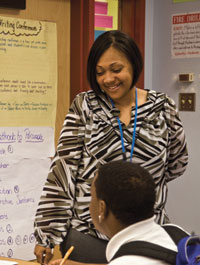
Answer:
[34,30,188,264]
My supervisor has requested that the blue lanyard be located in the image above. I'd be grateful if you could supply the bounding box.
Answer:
[110,87,138,162]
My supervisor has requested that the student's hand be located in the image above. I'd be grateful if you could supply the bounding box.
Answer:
[34,244,53,265]
[48,258,62,265]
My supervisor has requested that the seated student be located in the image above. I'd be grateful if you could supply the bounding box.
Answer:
[49,161,189,265]
[89,161,189,265]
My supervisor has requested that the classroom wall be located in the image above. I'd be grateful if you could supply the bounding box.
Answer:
[0,0,70,259]
[145,0,200,234]
[0,0,71,145]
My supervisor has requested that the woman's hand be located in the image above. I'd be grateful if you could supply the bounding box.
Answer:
[34,244,53,265]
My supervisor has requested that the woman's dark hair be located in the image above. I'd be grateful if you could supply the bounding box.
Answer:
[87,30,143,95]
[95,161,156,226]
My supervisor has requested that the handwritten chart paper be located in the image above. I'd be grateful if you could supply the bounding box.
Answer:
[0,158,51,260]
[0,16,57,127]
[172,12,200,58]
[0,127,55,158]
[0,16,57,260]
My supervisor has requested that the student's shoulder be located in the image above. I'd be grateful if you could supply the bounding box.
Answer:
[162,223,190,236]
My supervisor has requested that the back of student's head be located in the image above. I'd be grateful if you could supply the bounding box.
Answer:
[95,161,156,226]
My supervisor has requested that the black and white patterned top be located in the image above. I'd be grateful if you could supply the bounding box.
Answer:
[34,89,188,247]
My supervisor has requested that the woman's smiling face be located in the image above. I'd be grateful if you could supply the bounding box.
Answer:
[96,46,134,103]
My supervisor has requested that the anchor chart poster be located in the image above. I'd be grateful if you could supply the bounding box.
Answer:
[0,16,57,260]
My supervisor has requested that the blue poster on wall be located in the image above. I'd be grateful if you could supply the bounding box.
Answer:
[95,30,106,40]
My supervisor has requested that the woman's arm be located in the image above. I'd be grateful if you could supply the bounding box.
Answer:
[34,94,87,263]
[164,95,188,181]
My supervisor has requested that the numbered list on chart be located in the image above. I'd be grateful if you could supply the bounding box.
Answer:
[0,127,53,259]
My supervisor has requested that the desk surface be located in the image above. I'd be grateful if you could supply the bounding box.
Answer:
[0,257,40,265]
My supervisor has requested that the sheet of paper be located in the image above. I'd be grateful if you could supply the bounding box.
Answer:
[0,261,18,265]
[95,2,108,15]
[0,16,57,127]
[0,157,51,260]
[95,14,113,28]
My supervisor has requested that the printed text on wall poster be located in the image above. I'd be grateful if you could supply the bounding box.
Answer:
[172,12,200,58]
[173,0,200,3]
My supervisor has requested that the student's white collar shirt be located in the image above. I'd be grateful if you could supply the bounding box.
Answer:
[106,216,178,265]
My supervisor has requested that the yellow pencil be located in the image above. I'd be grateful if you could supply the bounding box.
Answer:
[60,246,74,265]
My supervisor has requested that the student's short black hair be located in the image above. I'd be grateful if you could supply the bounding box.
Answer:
[87,30,143,95]
[95,161,156,226]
